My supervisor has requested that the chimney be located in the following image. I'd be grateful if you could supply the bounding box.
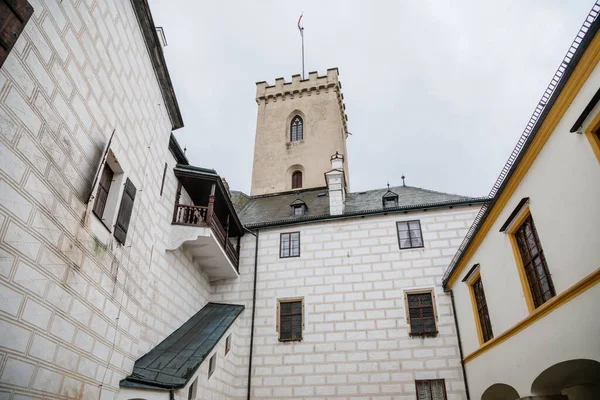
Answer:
[325,152,346,216]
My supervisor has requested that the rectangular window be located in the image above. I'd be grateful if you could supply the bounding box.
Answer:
[0,0,34,69]
[471,275,493,343]
[188,378,197,400]
[514,215,555,308]
[92,163,114,220]
[208,354,216,378]
[396,220,424,249]
[405,290,437,336]
[278,299,303,341]
[280,232,300,258]
[225,334,231,355]
[416,379,447,400]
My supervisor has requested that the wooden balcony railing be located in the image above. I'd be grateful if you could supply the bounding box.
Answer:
[172,203,239,271]
[173,204,208,225]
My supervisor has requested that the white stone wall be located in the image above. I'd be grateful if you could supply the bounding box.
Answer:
[0,1,216,399]
[212,205,481,399]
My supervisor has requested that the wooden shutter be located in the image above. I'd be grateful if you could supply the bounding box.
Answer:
[292,171,302,189]
[92,164,114,219]
[0,0,34,69]
[114,178,136,245]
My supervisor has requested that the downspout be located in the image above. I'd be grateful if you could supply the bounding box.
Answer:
[445,288,471,400]
[169,389,175,400]
[245,228,259,400]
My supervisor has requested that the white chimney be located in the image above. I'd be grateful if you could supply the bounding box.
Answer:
[325,152,346,216]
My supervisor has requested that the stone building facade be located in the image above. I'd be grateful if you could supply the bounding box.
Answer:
[0,1,239,399]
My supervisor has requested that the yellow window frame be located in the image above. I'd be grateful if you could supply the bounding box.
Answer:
[507,207,538,313]
[584,111,600,163]
[466,269,487,345]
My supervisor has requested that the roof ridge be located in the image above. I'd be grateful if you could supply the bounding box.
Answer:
[350,184,477,199]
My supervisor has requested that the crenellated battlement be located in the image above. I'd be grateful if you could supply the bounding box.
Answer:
[255,67,349,135]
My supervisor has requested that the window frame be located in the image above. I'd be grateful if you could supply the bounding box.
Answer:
[290,115,304,142]
[208,354,216,379]
[280,232,301,258]
[92,162,114,221]
[404,289,438,337]
[467,269,494,344]
[396,220,424,250]
[276,297,304,342]
[0,0,34,69]
[508,208,555,312]
[188,377,197,400]
[415,379,447,400]
[225,334,231,356]
[584,111,600,163]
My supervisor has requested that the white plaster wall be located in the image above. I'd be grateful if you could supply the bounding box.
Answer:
[0,1,215,399]
[449,60,600,397]
[212,205,482,399]
[465,285,600,399]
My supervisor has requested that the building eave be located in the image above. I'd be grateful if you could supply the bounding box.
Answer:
[131,0,184,130]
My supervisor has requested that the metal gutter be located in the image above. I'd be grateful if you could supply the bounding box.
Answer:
[169,134,188,165]
[246,229,259,400]
[446,288,471,400]
[442,3,600,287]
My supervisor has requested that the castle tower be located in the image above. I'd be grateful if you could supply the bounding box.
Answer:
[250,68,350,196]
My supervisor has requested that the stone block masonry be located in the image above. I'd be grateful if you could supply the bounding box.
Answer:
[212,205,481,399]
[0,1,223,399]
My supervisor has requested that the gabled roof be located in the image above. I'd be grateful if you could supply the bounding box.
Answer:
[120,303,244,389]
[230,185,487,229]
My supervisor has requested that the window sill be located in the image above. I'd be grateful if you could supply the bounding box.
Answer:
[280,255,301,259]
[399,245,425,251]
[409,331,438,338]
[278,338,303,343]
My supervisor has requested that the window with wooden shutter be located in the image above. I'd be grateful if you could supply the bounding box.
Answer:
[114,178,136,245]
[92,163,114,220]
[416,380,447,400]
[405,290,438,336]
[208,354,216,378]
[514,214,555,308]
[292,171,302,189]
[470,274,494,343]
[277,299,303,342]
[0,0,34,69]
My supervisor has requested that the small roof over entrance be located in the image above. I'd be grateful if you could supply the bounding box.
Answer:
[120,302,244,389]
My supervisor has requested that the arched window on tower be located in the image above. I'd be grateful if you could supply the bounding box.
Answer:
[291,116,303,141]
[292,171,302,189]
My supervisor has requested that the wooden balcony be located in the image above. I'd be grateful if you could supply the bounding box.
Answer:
[172,203,239,270]
[166,164,244,281]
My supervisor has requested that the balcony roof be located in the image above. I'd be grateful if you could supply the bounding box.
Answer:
[120,302,244,389]
[174,164,243,237]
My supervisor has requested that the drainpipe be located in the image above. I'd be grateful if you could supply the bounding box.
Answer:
[169,389,175,400]
[244,228,259,400]
[445,288,471,400]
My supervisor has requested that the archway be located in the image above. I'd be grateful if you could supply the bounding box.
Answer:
[531,359,600,399]
[481,383,519,400]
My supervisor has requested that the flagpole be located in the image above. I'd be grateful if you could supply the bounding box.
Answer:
[301,28,305,79]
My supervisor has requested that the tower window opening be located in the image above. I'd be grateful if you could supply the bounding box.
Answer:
[292,171,303,189]
[291,116,304,141]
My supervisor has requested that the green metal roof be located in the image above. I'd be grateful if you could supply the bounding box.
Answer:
[120,302,244,389]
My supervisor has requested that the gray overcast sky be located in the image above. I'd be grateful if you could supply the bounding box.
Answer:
[148,0,593,197]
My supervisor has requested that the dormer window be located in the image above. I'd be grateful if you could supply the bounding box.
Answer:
[382,190,399,208]
[291,116,303,141]
[290,199,307,216]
